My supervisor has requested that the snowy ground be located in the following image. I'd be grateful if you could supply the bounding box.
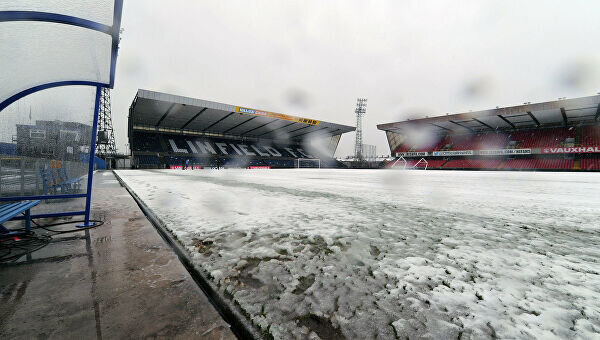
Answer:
[115,169,600,339]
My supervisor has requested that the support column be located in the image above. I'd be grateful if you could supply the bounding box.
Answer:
[78,86,102,227]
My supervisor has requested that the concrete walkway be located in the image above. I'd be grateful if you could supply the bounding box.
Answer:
[0,171,236,339]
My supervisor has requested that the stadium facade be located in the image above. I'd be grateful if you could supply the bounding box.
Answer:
[15,120,92,162]
[128,90,355,169]
[378,95,600,171]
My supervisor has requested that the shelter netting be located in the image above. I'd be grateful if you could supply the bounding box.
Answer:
[0,0,123,224]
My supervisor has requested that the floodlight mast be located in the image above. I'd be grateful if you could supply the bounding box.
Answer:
[95,87,117,158]
[353,98,367,167]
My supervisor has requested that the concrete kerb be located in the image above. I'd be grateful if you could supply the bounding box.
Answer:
[112,170,264,340]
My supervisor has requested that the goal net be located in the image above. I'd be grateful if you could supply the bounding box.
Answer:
[414,158,429,170]
[389,157,428,170]
[390,156,407,169]
[296,158,321,168]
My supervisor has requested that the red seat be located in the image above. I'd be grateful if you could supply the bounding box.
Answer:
[581,158,600,170]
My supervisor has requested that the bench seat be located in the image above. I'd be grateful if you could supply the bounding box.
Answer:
[0,200,41,236]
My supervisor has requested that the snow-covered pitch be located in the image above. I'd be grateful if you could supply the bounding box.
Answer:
[115,169,599,339]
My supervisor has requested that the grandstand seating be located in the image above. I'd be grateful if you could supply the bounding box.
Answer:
[136,155,160,166]
[394,135,451,153]
[582,125,600,146]
[167,155,219,167]
[445,134,473,151]
[386,125,600,171]
[395,144,412,153]
[131,131,339,169]
[536,159,574,169]
[451,133,508,150]
[133,126,600,171]
[501,158,573,170]
[132,132,164,152]
[444,159,503,169]
[404,159,420,167]
[393,127,583,154]
[508,127,575,148]
[250,159,266,166]
[581,158,600,170]
[419,159,447,168]
[388,157,581,170]
[387,158,446,168]
[264,159,295,168]
[430,135,453,151]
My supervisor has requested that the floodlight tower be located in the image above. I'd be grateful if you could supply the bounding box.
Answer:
[353,98,367,166]
[95,87,117,158]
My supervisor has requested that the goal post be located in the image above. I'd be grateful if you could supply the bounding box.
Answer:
[414,158,429,170]
[296,158,321,168]
[389,157,428,170]
[390,156,407,169]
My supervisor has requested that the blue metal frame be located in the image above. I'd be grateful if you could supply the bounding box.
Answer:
[77,86,102,227]
[0,209,30,237]
[0,1,123,226]
[0,11,112,33]
[0,200,40,236]
[0,194,87,202]
[0,81,105,113]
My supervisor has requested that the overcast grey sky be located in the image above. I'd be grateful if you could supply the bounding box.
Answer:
[5,1,599,156]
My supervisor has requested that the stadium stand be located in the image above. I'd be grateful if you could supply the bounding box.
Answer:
[430,135,453,151]
[136,155,160,166]
[444,159,503,169]
[387,158,446,169]
[581,158,600,170]
[501,158,574,170]
[378,95,600,171]
[166,155,219,167]
[394,135,451,152]
[419,159,447,168]
[132,132,162,152]
[450,133,508,151]
[405,159,421,167]
[264,159,295,168]
[391,127,578,154]
[128,90,355,169]
[508,127,575,148]
[582,125,600,146]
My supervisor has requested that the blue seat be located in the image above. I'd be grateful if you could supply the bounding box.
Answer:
[0,200,41,236]
[58,168,82,191]
[40,168,82,195]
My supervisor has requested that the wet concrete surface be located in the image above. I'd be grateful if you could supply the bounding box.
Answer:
[0,171,236,339]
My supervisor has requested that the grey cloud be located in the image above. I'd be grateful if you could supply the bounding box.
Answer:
[98,0,600,157]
